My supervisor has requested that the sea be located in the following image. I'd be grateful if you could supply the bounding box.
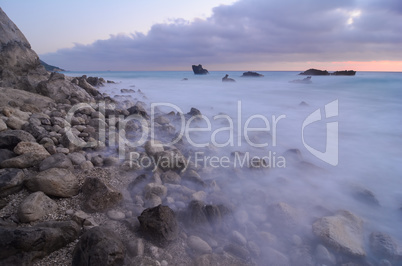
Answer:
[64,70,402,261]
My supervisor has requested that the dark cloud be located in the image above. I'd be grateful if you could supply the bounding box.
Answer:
[41,0,402,70]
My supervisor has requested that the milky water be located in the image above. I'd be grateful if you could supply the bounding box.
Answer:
[67,70,402,260]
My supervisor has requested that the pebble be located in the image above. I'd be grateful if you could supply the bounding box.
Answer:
[107,210,126,220]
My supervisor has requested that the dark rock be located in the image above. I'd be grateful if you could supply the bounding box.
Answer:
[0,220,80,265]
[127,102,149,119]
[138,205,178,246]
[72,226,125,266]
[299,69,330,75]
[86,76,105,87]
[192,64,209,75]
[39,153,73,172]
[332,70,356,76]
[187,107,202,117]
[81,177,123,212]
[0,149,16,164]
[241,71,264,77]
[25,168,79,197]
[77,76,100,97]
[0,168,25,197]
[0,130,36,150]
[222,74,236,82]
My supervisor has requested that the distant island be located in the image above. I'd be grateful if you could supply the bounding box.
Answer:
[192,64,209,75]
[299,68,356,76]
[40,59,65,72]
[241,71,264,77]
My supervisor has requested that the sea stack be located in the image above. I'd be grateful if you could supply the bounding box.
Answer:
[192,64,209,75]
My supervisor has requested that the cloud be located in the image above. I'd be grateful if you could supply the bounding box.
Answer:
[41,0,402,70]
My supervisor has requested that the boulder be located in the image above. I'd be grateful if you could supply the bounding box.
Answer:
[25,168,79,197]
[72,226,126,266]
[81,177,122,212]
[369,232,400,261]
[127,102,149,119]
[0,130,36,150]
[18,191,57,223]
[0,220,80,265]
[192,64,209,75]
[222,74,236,82]
[0,149,15,164]
[39,153,74,172]
[0,168,25,197]
[5,116,26,130]
[138,205,179,246]
[68,152,87,165]
[312,210,366,257]
[1,141,50,168]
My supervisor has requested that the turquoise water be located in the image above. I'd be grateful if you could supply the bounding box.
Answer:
[65,70,402,250]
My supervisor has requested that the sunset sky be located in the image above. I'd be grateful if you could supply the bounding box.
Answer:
[1,0,402,71]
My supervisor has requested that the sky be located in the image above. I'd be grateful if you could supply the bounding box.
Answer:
[1,0,402,71]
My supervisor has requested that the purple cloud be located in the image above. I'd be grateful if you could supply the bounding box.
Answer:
[41,0,402,70]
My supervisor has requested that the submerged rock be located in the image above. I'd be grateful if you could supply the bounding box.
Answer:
[241,71,264,77]
[222,74,236,82]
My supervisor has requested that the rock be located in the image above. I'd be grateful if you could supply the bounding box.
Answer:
[0,220,80,265]
[130,256,160,266]
[127,238,144,257]
[187,107,202,117]
[144,183,167,199]
[39,153,73,172]
[144,140,164,157]
[192,64,209,75]
[267,202,299,230]
[0,168,25,197]
[107,210,126,221]
[262,247,290,266]
[0,119,7,131]
[369,232,400,261]
[0,149,15,164]
[25,168,79,197]
[71,210,98,228]
[68,152,87,165]
[91,155,103,167]
[222,74,236,82]
[103,157,119,167]
[5,116,26,130]
[72,226,126,266]
[80,160,94,171]
[0,130,36,150]
[77,76,100,97]
[231,230,247,246]
[332,70,356,76]
[161,170,181,184]
[315,244,336,266]
[351,186,380,206]
[145,194,162,208]
[1,141,50,168]
[299,69,330,75]
[241,71,264,77]
[138,205,179,246]
[312,210,366,257]
[155,150,187,171]
[224,243,250,261]
[81,177,123,212]
[187,235,212,255]
[18,191,57,223]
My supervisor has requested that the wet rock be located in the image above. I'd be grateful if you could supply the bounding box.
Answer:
[187,235,212,255]
[0,168,25,197]
[138,205,179,246]
[81,177,123,212]
[18,191,57,223]
[0,130,36,150]
[0,220,80,265]
[369,232,400,261]
[351,186,380,206]
[312,210,365,257]
[187,107,202,117]
[39,153,73,171]
[72,226,126,266]
[127,102,149,119]
[25,168,79,197]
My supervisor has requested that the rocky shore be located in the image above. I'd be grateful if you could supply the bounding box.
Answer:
[1,7,401,266]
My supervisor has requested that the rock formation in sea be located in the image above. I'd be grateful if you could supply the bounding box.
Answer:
[299,68,356,76]
[241,71,264,77]
[222,74,236,82]
[192,64,209,74]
